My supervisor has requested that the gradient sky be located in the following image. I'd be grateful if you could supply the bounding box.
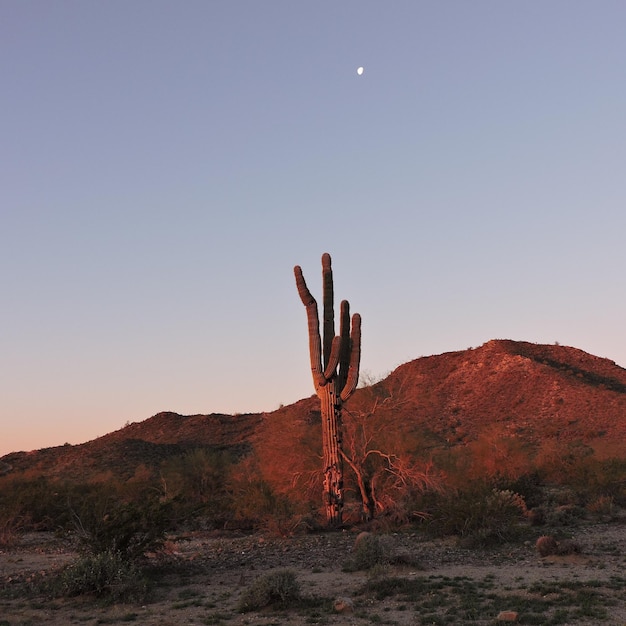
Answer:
[2,1,626,456]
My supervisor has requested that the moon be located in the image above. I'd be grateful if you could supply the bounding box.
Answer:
[356,66,364,76]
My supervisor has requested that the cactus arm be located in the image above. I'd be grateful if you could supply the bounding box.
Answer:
[339,313,361,402]
[323,336,342,381]
[308,301,329,388]
[294,266,326,387]
[337,300,351,392]
[294,265,315,306]
[321,253,335,369]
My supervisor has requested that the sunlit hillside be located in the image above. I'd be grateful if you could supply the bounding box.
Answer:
[1,339,625,530]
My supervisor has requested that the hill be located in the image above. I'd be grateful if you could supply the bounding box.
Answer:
[0,412,262,481]
[368,339,626,450]
[1,340,625,482]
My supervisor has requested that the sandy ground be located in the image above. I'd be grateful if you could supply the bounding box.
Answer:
[1,520,625,625]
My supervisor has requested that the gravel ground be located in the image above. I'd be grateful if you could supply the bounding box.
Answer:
[1,520,625,625]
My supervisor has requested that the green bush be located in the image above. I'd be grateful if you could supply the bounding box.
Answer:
[68,488,170,560]
[0,502,27,548]
[343,534,391,572]
[160,448,235,525]
[425,485,527,546]
[0,476,66,532]
[51,550,147,601]
[545,503,585,527]
[572,457,626,507]
[497,471,544,510]
[237,569,300,612]
[228,468,311,534]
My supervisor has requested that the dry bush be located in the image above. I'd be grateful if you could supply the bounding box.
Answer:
[237,570,300,612]
[250,406,322,513]
[463,424,535,483]
[340,380,443,523]
[0,509,26,548]
[587,495,616,520]
[227,456,315,534]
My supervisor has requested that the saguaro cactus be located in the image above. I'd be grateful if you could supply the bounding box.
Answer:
[294,253,361,527]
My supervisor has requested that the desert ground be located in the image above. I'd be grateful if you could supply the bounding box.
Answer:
[1,519,625,626]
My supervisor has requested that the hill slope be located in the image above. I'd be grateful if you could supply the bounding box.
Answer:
[0,412,262,481]
[372,339,626,449]
[2,340,625,481]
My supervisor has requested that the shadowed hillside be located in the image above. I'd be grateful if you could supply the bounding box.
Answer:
[1,412,262,481]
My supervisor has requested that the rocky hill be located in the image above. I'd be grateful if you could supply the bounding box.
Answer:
[366,339,626,450]
[2,340,625,481]
[0,412,263,481]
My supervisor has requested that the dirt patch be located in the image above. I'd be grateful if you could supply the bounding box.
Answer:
[1,521,625,625]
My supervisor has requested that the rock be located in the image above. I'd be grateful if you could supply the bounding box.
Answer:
[333,596,354,613]
[496,610,519,621]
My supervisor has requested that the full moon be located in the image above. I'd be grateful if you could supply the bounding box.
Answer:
[357,66,364,76]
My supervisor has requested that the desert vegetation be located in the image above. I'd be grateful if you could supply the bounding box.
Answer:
[1,365,625,543]
[1,406,625,615]
[2,438,624,544]
[1,339,625,622]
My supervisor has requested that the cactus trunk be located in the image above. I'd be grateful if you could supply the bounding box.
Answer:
[294,253,361,528]
[320,379,343,526]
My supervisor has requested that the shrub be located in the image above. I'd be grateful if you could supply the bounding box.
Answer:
[0,504,26,548]
[425,485,527,546]
[497,471,544,510]
[587,495,616,520]
[51,550,148,601]
[575,457,626,507]
[160,448,235,525]
[228,458,314,534]
[0,476,65,532]
[535,535,581,557]
[555,538,581,555]
[342,534,391,572]
[237,569,300,612]
[68,488,170,560]
[538,445,626,507]
[545,504,585,527]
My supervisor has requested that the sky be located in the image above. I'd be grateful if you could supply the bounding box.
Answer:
[2,1,626,456]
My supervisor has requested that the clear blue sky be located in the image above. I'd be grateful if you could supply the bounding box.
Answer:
[2,1,626,455]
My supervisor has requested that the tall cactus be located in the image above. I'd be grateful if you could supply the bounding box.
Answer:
[294,253,361,527]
